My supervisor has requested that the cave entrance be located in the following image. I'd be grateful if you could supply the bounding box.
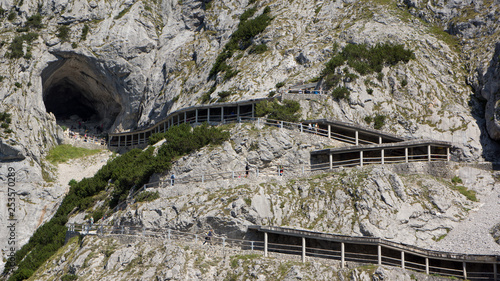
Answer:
[42,54,123,135]
[44,80,99,121]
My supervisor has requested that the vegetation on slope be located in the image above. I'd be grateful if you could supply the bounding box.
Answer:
[208,6,272,81]
[4,123,229,281]
[45,145,101,164]
[321,43,415,94]
[255,99,301,122]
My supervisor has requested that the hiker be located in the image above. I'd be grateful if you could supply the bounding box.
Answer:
[308,123,312,133]
[279,165,283,176]
[203,229,214,245]
[171,174,175,186]
[245,164,249,178]
[89,216,94,227]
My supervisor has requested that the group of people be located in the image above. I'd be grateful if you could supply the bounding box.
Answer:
[307,123,320,134]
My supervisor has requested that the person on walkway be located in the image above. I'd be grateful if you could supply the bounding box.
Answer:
[245,164,249,178]
[279,165,283,176]
[308,123,312,133]
[203,229,214,245]
[171,174,175,186]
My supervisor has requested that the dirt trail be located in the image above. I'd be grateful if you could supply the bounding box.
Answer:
[56,150,114,190]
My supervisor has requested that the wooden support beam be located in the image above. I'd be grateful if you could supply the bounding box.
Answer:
[302,237,306,263]
[341,242,345,268]
[264,232,268,257]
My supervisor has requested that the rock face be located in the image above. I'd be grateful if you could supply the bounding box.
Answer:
[97,125,492,251]
[29,234,451,281]
[2,0,500,277]
[0,0,499,161]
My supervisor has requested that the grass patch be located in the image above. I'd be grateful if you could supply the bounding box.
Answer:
[45,144,101,164]
[136,191,160,202]
[452,185,477,202]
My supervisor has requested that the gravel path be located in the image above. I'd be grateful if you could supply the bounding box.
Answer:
[56,150,113,190]
[429,168,500,255]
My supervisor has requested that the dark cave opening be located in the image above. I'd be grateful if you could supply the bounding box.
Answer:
[42,54,123,132]
[44,80,99,121]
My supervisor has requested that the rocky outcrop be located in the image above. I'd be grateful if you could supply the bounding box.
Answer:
[29,234,452,281]
[94,125,493,251]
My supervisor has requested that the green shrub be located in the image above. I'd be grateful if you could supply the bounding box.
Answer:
[0,76,4,82]
[81,24,89,41]
[209,6,272,79]
[14,82,21,88]
[7,11,16,21]
[217,91,234,102]
[451,176,462,184]
[8,36,25,59]
[367,88,373,95]
[373,114,386,129]
[26,13,43,29]
[255,99,301,122]
[401,79,408,87]
[251,43,268,54]
[275,81,285,88]
[57,25,70,42]
[1,123,9,129]
[61,274,78,281]
[201,85,216,104]
[320,43,414,86]
[239,6,257,21]
[115,6,131,19]
[331,86,349,100]
[136,191,160,202]
[46,144,101,164]
[377,72,384,81]
[364,116,372,124]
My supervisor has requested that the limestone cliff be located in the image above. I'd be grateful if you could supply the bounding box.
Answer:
[1,0,500,277]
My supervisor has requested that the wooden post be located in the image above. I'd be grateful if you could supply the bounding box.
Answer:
[401,251,405,269]
[164,122,166,132]
[379,136,382,144]
[118,136,121,147]
[221,107,224,123]
[463,261,467,280]
[360,151,363,167]
[237,105,240,119]
[264,232,268,257]
[328,125,331,139]
[405,147,408,163]
[252,103,255,118]
[447,147,450,162]
[125,135,128,146]
[355,131,359,145]
[184,112,187,123]
[494,263,497,281]
[195,109,198,123]
[329,153,333,170]
[381,149,385,165]
[378,245,381,265]
[207,108,210,122]
[341,242,345,268]
[302,237,306,263]
[426,257,429,274]
[428,145,431,161]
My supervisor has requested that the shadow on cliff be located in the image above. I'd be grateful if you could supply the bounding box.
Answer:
[470,42,500,165]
